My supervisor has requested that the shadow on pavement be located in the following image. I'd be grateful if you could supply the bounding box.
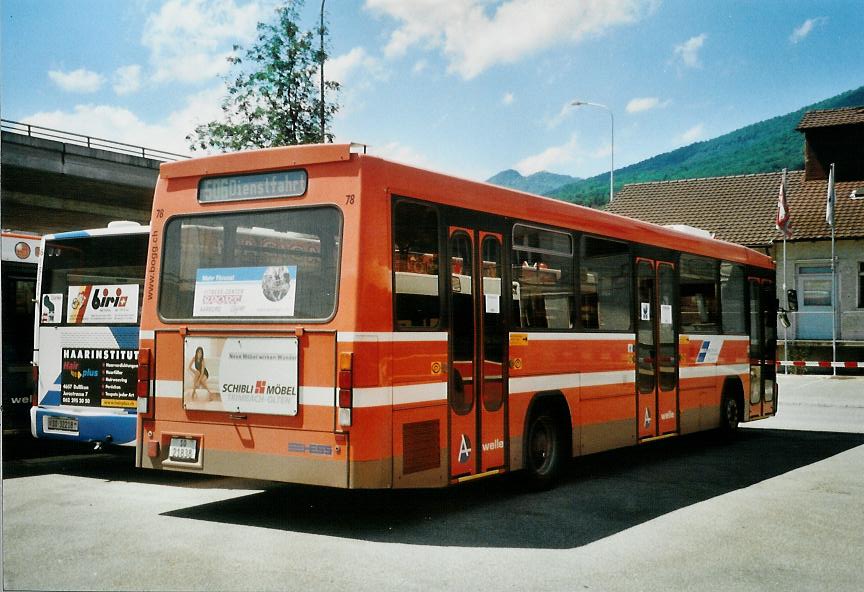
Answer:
[161,429,864,549]
[2,432,244,488]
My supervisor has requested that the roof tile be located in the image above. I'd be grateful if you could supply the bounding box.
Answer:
[608,170,864,247]
[796,107,864,130]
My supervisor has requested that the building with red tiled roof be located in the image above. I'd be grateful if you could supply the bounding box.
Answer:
[609,107,864,369]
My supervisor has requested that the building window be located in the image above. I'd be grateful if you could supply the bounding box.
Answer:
[858,262,864,308]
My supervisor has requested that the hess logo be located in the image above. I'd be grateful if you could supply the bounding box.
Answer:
[91,288,129,310]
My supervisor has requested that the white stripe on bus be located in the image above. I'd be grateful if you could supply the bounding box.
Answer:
[509,332,635,342]
[337,332,448,343]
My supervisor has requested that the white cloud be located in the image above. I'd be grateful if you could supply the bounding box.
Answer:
[679,123,704,144]
[626,96,668,113]
[21,86,226,155]
[502,92,515,106]
[326,47,388,117]
[366,0,657,80]
[371,141,432,169]
[673,33,707,69]
[546,101,575,129]
[48,68,105,93]
[327,47,386,85]
[113,65,142,96]
[790,17,827,44]
[142,0,274,84]
[514,135,582,176]
[412,60,428,75]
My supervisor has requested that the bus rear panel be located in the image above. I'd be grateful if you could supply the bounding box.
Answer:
[32,225,148,447]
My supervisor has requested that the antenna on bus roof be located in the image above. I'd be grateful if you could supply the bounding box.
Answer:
[349,143,367,155]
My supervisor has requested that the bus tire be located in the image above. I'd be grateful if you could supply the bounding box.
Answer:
[523,410,564,490]
[719,390,741,440]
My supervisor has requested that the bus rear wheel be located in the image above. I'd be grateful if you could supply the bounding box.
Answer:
[524,411,563,489]
[719,393,740,439]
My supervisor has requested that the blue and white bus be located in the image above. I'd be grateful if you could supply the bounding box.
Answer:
[31,222,149,448]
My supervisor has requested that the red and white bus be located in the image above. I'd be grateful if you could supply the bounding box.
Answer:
[136,144,777,488]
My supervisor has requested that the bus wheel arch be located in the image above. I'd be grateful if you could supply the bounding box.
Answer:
[522,391,571,489]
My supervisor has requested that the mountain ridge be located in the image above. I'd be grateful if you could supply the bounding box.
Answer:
[486,85,864,207]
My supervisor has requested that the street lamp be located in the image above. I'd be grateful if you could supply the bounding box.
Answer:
[319,0,326,143]
[571,100,614,203]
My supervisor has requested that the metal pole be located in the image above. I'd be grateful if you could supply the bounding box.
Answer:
[609,108,614,203]
[783,236,788,373]
[569,100,614,203]
[320,0,326,143]
[831,216,837,376]
[781,168,788,373]
[829,163,837,376]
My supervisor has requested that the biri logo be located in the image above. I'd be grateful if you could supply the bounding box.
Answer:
[91,287,129,310]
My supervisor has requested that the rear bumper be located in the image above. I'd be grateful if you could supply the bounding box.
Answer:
[30,406,136,446]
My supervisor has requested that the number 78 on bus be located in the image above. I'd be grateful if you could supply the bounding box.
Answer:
[136,143,777,488]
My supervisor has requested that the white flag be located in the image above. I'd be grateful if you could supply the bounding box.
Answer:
[775,169,791,237]
[826,163,835,227]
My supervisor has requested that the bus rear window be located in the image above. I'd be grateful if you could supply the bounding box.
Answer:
[40,234,147,326]
[159,207,341,321]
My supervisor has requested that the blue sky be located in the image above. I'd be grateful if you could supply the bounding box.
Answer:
[3,0,863,182]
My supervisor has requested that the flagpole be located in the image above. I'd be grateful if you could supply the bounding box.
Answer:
[783,231,788,373]
[781,169,788,373]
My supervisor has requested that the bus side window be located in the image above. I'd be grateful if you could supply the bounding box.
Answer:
[393,201,441,329]
[680,254,720,333]
[720,262,746,334]
[511,224,574,330]
[580,236,631,331]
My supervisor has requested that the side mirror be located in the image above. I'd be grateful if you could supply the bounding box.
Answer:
[778,311,791,328]
[786,289,799,312]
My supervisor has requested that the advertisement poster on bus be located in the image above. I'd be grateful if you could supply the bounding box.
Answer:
[66,284,139,324]
[60,348,138,408]
[41,293,63,323]
[192,266,297,317]
[183,336,299,416]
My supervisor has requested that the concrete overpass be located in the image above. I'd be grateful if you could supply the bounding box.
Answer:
[1,121,185,235]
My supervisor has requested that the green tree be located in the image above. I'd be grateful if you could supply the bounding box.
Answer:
[187,0,339,151]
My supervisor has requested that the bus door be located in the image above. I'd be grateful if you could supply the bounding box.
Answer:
[447,227,507,480]
[748,278,777,418]
[636,258,679,440]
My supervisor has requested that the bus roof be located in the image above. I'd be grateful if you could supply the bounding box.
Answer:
[45,223,150,242]
[156,144,773,270]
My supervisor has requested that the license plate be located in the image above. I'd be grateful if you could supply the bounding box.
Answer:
[46,416,78,432]
[168,437,198,462]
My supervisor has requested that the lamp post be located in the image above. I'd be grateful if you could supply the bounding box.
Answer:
[571,100,614,203]
[319,0,326,143]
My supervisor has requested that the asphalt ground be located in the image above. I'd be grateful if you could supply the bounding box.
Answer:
[3,375,863,591]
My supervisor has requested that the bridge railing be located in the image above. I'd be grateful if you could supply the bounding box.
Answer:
[1,119,189,162]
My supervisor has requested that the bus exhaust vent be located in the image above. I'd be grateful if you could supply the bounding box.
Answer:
[402,420,440,474]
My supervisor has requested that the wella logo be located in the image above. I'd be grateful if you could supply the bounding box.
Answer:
[481,438,504,452]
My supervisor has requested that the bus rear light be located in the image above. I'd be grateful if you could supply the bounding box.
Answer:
[137,348,153,417]
[338,352,353,427]
[31,365,39,406]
